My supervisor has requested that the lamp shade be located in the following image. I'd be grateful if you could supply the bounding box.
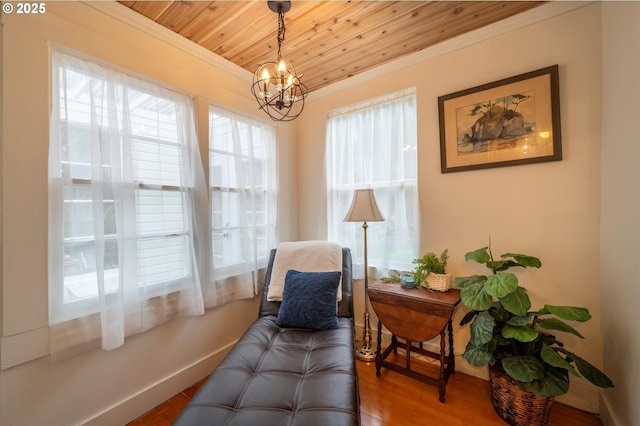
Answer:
[344,189,384,222]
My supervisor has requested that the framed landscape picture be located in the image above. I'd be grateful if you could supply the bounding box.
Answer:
[438,65,562,173]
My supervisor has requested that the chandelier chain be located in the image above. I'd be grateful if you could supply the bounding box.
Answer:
[277,8,285,59]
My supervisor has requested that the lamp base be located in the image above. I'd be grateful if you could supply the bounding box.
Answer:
[356,311,377,362]
[355,344,377,362]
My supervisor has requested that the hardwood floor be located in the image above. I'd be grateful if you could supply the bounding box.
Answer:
[356,354,602,426]
[128,353,603,426]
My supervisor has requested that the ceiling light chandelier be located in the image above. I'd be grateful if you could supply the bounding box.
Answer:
[251,1,308,121]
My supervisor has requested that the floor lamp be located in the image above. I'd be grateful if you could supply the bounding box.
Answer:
[344,189,384,362]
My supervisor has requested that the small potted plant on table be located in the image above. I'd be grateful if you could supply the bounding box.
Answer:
[455,244,613,426]
[414,249,451,291]
[382,249,451,291]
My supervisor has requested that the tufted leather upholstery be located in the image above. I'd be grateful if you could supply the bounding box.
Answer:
[173,247,360,426]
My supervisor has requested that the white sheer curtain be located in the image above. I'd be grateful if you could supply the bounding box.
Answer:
[205,105,277,307]
[326,88,419,279]
[48,49,206,359]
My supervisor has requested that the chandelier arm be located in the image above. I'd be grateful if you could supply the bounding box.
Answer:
[262,88,286,105]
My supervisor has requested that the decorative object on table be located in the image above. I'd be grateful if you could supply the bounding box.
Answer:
[382,249,452,291]
[455,244,614,426]
[250,1,308,121]
[413,249,452,291]
[344,189,384,362]
[426,273,452,292]
[399,274,415,288]
[438,65,562,173]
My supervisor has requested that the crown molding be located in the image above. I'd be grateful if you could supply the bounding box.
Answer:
[83,1,254,84]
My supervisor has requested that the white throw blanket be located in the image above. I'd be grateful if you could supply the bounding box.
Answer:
[267,241,343,301]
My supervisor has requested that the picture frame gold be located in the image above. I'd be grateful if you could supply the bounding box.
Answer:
[438,65,562,173]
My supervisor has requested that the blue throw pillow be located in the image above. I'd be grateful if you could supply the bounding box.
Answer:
[275,270,341,330]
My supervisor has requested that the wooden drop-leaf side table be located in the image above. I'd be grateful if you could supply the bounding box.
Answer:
[368,281,461,403]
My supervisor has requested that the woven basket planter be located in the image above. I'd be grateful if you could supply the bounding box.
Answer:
[489,363,555,426]
[426,273,452,292]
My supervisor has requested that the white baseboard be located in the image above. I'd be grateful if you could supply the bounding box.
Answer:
[82,342,235,426]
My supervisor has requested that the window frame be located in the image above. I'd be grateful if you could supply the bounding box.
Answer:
[326,89,419,274]
[208,105,276,280]
[49,52,201,322]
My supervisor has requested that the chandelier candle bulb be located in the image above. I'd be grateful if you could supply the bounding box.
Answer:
[287,75,293,98]
[261,69,269,96]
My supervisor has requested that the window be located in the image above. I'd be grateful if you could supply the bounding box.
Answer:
[326,89,419,276]
[49,50,205,352]
[208,105,277,284]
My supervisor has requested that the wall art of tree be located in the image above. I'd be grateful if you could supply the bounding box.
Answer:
[457,91,535,153]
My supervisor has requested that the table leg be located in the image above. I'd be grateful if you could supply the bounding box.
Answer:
[375,320,382,377]
[405,340,412,370]
[448,319,455,373]
[439,331,446,403]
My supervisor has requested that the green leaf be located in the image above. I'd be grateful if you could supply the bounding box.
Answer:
[573,355,615,388]
[538,333,562,347]
[460,283,493,311]
[502,253,542,268]
[459,310,478,327]
[464,247,491,264]
[489,304,510,322]
[462,341,495,367]
[529,307,550,316]
[499,286,531,316]
[502,356,545,382]
[502,325,539,342]
[507,315,531,326]
[540,344,578,376]
[470,311,494,346]
[490,260,522,272]
[544,305,591,322]
[412,250,449,275]
[537,317,584,338]
[454,275,486,289]
[484,272,518,298]
[524,366,570,396]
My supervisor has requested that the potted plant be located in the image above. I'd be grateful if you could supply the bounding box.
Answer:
[414,249,451,291]
[382,249,451,291]
[455,244,613,426]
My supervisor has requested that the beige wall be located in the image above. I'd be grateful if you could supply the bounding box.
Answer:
[0,3,295,425]
[600,2,640,426]
[297,2,610,414]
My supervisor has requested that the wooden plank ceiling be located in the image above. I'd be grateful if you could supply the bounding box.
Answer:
[118,1,543,93]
